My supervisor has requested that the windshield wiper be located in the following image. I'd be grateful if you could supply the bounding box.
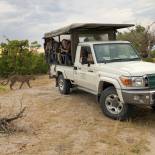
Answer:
[109,58,126,62]
[109,58,140,62]
[99,57,140,63]
[129,57,141,61]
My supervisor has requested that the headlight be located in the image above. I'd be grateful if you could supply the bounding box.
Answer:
[132,77,145,87]
[120,76,145,87]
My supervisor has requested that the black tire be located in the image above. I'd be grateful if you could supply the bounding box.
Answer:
[58,74,70,94]
[99,86,133,121]
[151,105,155,111]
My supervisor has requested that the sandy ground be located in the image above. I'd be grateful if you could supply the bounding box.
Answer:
[0,75,155,155]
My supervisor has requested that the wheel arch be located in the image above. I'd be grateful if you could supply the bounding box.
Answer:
[56,70,71,86]
[56,69,68,79]
[57,71,63,77]
[98,78,124,103]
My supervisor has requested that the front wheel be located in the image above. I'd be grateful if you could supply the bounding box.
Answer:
[151,105,155,111]
[58,74,70,94]
[100,86,132,121]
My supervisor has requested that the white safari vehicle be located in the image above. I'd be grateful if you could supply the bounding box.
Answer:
[44,23,155,120]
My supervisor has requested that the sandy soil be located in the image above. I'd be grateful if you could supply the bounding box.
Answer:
[0,75,155,155]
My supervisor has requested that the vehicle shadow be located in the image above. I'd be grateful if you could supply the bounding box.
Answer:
[71,89,155,128]
[131,106,155,128]
[70,89,97,103]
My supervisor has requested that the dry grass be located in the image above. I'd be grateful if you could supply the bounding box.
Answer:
[0,75,154,155]
[0,85,8,95]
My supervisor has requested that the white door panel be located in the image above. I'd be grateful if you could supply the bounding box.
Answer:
[74,45,98,92]
[75,64,97,92]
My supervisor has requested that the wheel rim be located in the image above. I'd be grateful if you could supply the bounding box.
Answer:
[59,78,64,91]
[105,94,123,115]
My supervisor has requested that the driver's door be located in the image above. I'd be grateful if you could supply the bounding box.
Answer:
[74,46,97,92]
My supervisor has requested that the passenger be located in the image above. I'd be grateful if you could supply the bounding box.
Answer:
[44,38,52,63]
[44,37,59,64]
[51,38,60,64]
[80,47,88,64]
[60,39,72,65]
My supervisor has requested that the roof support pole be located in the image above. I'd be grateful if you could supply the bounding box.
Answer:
[58,35,60,43]
[71,32,79,63]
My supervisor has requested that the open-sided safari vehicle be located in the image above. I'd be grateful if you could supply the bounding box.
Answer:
[44,23,134,65]
[44,23,155,120]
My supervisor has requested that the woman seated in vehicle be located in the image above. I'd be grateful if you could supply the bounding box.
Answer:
[60,39,72,65]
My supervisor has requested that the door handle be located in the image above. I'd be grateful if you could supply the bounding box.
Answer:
[88,69,94,72]
[74,66,81,70]
[74,66,77,70]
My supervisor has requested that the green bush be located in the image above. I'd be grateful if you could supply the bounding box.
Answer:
[150,50,155,58]
[0,52,49,77]
[32,53,49,74]
[143,57,154,63]
[0,39,48,77]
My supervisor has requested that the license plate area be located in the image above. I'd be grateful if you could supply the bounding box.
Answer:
[147,74,155,89]
[151,92,155,105]
[152,93,155,100]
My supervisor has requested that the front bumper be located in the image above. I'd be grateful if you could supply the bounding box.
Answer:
[122,89,155,105]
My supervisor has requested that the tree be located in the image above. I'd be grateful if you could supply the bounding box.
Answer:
[147,22,155,56]
[0,39,30,76]
[0,39,48,77]
[117,25,147,53]
[117,24,155,56]
[1,39,29,56]
[30,41,41,52]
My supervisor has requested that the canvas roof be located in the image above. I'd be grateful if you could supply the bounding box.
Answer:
[44,23,134,38]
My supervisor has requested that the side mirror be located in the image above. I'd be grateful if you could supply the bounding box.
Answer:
[140,53,148,58]
[81,57,88,65]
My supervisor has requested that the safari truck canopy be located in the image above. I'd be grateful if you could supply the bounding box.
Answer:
[44,23,134,38]
[43,23,134,64]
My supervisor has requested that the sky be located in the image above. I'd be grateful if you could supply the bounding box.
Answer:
[0,0,155,45]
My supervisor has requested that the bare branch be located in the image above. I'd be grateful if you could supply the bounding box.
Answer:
[0,97,26,133]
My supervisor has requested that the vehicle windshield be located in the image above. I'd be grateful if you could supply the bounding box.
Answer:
[93,43,140,63]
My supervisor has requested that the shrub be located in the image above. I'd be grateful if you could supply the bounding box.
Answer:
[0,52,49,77]
[143,58,154,63]
[0,39,48,77]
[0,52,48,77]
[150,50,155,58]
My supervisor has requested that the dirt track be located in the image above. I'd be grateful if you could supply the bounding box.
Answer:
[0,75,155,155]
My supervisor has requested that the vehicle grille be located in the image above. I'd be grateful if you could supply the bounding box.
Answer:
[152,93,155,100]
[147,74,155,89]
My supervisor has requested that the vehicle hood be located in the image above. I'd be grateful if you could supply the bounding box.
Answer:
[98,61,155,76]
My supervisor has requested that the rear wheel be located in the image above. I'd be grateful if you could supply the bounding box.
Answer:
[100,86,132,121]
[58,74,70,94]
[151,105,155,111]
